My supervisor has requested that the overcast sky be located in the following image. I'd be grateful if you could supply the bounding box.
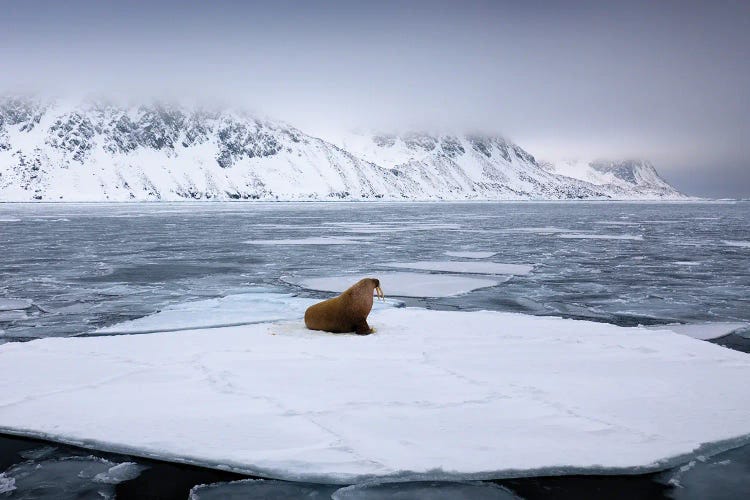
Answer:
[1,0,748,197]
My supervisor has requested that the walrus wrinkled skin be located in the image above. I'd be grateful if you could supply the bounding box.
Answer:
[304,278,385,335]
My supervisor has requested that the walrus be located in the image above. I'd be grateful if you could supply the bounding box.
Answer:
[304,278,385,334]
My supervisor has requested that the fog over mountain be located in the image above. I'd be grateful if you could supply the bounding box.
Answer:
[1,1,748,197]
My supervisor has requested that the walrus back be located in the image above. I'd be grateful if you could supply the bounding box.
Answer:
[304,295,351,332]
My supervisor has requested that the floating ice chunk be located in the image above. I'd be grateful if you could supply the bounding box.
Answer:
[674,261,701,266]
[293,272,502,298]
[333,481,517,499]
[0,474,15,494]
[661,444,750,499]
[190,479,338,499]
[93,462,148,484]
[502,227,578,233]
[1,308,750,484]
[0,457,143,499]
[0,298,33,311]
[558,234,643,241]
[723,240,750,248]
[647,322,750,341]
[0,218,21,222]
[93,292,320,335]
[379,261,534,275]
[444,251,497,259]
[246,236,367,245]
[0,310,28,322]
[594,221,641,226]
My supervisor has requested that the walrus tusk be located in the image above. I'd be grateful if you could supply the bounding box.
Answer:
[376,286,385,301]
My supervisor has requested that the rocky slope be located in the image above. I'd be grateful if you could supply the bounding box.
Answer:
[0,97,684,201]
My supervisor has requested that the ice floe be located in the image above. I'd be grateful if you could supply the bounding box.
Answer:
[92,292,320,335]
[502,227,577,234]
[190,479,338,499]
[246,237,367,245]
[558,234,644,241]
[0,218,21,222]
[0,457,145,499]
[1,307,750,484]
[0,298,33,311]
[723,240,750,248]
[444,251,497,259]
[647,322,749,341]
[333,481,517,499]
[292,272,503,298]
[379,261,534,275]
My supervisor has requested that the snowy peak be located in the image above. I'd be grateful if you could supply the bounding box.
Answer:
[0,96,685,201]
[542,158,683,199]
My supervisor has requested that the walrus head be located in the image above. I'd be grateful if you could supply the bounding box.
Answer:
[368,278,385,301]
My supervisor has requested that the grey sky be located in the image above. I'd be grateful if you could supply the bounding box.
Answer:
[1,0,748,197]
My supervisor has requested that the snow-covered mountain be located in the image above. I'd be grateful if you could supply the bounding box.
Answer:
[0,97,684,201]
[539,159,682,199]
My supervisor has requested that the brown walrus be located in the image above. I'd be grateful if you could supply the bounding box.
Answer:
[304,278,385,334]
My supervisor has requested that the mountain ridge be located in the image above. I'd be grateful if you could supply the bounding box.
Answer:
[0,97,686,201]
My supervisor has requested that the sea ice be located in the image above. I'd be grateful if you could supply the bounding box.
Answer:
[723,240,750,248]
[379,261,534,275]
[332,481,517,499]
[190,479,338,499]
[292,272,502,298]
[92,291,320,335]
[444,251,497,259]
[647,322,749,341]
[1,307,750,484]
[0,457,144,499]
[246,237,367,245]
[0,474,15,495]
[558,234,644,241]
[0,298,33,311]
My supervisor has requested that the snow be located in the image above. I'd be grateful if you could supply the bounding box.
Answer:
[292,272,503,298]
[723,240,750,248]
[92,292,320,335]
[647,322,749,341]
[246,237,367,245]
[0,298,33,311]
[1,306,750,484]
[444,251,497,259]
[0,98,684,201]
[558,234,644,241]
[379,261,534,275]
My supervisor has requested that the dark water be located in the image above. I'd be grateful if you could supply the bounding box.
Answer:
[1,201,749,498]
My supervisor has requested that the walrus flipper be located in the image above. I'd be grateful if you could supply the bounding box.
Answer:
[355,320,372,335]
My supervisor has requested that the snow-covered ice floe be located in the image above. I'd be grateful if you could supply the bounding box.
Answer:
[379,261,533,276]
[91,292,321,335]
[0,298,33,311]
[558,233,644,241]
[292,272,503,298]
[246,236,368,245]
[646,322,750,341]
[1,306,750,484]
[444,251,497,259]
[723,240,750,248]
